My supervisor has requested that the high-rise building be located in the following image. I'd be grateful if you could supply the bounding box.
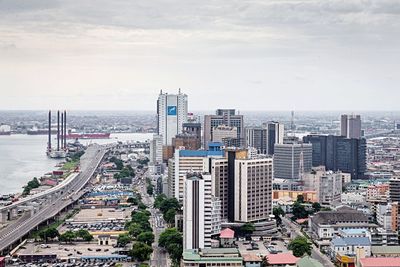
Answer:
[246,127,268,154]
[341,114,362,139]
[167,148,224,202]
[157,90,188,145]
[265,121,284,155]
[246,122,284,155]
[303,166,342,204]
[303,135,367,179]
[273,143,312,180]
[234,157,273,222]
[183,122,202,147]
[212,125,238,144]
[150,134,163,165]
[204,109,244,149]
[183,173,221,250]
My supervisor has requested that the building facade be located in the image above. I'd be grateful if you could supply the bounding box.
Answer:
[234,157,273,223]
[303,167,342,204]
[341,114,362,139]
[150,134,163,165]
[303,134,367,179]
[204,109,244,149]
[157,90,188,145]
[273,143,312,180]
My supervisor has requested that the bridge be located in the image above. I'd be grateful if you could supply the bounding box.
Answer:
[0,144,107,254]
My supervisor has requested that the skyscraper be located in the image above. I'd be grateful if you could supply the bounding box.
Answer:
[157,89,188,145]
[273,143,313,180]
[234,157,273,222]
[183,173,221,250]
[303,134,366,179]
[341,114,362,139]
[246,121,284,155]
[204,109,244,149]
[149,134,163,165]
[266,121,284,155]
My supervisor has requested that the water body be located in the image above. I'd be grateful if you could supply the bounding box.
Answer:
[0,133,153,195]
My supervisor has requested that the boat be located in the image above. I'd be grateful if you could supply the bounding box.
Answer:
[0,124,11,135]
[47,149,67,159]
[27,129,58,135]
[66,133,111,139]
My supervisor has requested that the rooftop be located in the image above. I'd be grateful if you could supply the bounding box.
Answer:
[332,237,371,247]
[371,246,400,254]
[297,256,323,267]
[267,252,299,265]
[242,254,262,262]
[311,208,368,225]
[220,228,235,239]
[182,248,242,263]
[360,257,400,267]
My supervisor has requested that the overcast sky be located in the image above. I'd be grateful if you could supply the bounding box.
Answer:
[0,0,399,111]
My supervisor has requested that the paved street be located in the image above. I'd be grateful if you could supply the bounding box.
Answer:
[135,172,169,267]
[0,145,106,253]
[281,216,334,267]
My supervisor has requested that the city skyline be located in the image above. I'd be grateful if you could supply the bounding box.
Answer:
[1,0,400,110]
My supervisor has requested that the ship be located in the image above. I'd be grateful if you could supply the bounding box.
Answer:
[27,129,58,135]
[66,133,111,139]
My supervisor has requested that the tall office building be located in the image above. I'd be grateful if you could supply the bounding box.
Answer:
[303,134,367,179]
[266,121,284,155]
[212,125,238,143]
[157,90,188,145]
[246,122,284,155]
[341,114,362,139]
[150,134,163,165]
[183,122,202,146]
[204,109,244,149]
[234,157,273,222]
[183,173,221,250]
[167,148,224,202]
[273,143,313,180]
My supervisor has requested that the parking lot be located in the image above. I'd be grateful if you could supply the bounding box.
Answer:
[17,242,119,260]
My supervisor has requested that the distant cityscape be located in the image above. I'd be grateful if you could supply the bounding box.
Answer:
[2,91,400,267]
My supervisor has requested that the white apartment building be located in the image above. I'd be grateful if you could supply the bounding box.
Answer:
[183,173,221,250]
[150,134,163,165]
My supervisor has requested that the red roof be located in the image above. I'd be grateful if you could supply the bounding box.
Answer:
[267,253,299,265]
[220,228,235,239]
[360,258,400,267]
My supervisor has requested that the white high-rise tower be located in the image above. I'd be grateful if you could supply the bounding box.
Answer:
[157,89,188,145]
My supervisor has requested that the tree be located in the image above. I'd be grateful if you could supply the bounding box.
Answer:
[296,194,304,203]
[312,202,321,213]
[117,233,131,247]
[159,198,181,215]
[159,228,183,265]
[159,228,183,248]
[59,231,76,243]
[127,223,144,237]
[166,243,183,266]
[292,202,308,220]
[129,242,153,262]
[261,255,269,267]
[127,197,139,205]
[39,227,59,242]
[164,209,176,224]
[273,207,285,226]
[137,231,155,246]
[147,184,154,195]
[288,236,312,257]
[76,229,93,242]
[239,223,255,237]
[154,194,167,208]
[138,202,147,210]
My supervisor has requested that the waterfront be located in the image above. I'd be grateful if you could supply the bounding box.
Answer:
[0,133,153,195]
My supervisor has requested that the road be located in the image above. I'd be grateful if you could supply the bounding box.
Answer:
[135,172,169,267]
[0,145,106,253]
[281,216,334,267]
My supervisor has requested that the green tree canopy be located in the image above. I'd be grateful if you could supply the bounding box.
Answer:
[312,202,321,213]
[164,209,176,224]
[137,231,155,246]
[159,228,183,265]
[39,227,60,242]
[76,229,93,242]
[288,236,312,257]
[117,233,131,247]
[59,230,76,243]
[129,242,153,262]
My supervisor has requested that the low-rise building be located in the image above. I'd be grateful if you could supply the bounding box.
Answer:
[359,257,400,267]
[330,237,371,259]
[296,256,323,267]
[181,248,243,267]
[309,207,375,247]
[371,246,400,257]
[267,253,299,267]
[220,228,235,248]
